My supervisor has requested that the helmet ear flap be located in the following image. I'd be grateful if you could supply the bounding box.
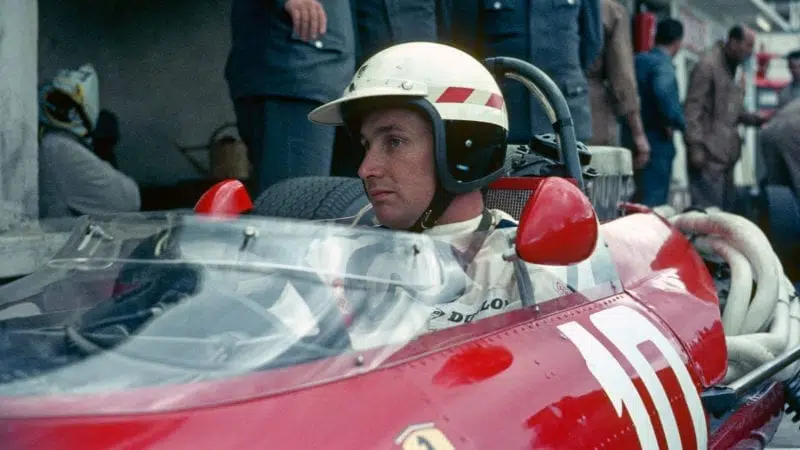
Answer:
[42,88,95,136]
[441,121,507,189]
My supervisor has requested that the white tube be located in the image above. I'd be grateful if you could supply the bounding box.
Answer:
[670,211,781,334]
[765,293,791,346]
[723,290,791,377]
[723,360,746,384]
[693,236,752,336]
[652,205,677,219]
[726,335,776,372]
[778,295,800,381]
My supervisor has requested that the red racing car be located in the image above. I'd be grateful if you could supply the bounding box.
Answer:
[0,58,797,450]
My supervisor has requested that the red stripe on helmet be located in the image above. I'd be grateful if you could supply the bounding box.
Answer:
[436,87,475,103]
[485,93,504,110]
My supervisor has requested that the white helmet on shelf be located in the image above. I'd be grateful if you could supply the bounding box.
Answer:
[39,64,100,138]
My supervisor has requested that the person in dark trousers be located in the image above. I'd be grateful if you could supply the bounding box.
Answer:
[444,0,603,144]
[225,0,356,196]
[623,18,686,207]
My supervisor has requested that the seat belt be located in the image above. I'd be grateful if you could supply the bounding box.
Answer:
[451,209,494,271]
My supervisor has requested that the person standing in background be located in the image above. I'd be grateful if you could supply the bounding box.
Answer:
[353,0,442,63]
[683,25,767,211]
[225,0,355,196]
[445,0,603,144]
[760,96,800,196]
[626,18,686,207]
[777,50,800,109]
[587,0,649,169]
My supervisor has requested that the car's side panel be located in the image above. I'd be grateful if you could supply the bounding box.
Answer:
[707,382,785,450]
[0,294,709,450]
[602,213,728,387]
[407,294,709,449]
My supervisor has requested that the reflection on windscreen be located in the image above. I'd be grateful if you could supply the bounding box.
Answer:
[0,213,455,398]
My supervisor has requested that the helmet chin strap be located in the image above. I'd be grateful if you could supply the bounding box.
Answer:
[360,179,455,233]
[408,184,456,233]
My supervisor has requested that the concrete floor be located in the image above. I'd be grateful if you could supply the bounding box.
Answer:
[769,415,800,448]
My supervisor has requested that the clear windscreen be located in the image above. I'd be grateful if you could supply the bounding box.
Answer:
[0,212,474,414]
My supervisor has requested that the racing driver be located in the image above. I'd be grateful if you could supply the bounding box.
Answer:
[308,42,572,332]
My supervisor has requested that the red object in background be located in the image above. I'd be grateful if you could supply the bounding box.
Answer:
[633,12,656,53]
[193,179,253,216]
[755,50,791,120]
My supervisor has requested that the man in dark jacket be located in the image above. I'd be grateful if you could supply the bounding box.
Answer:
[225,0,356,196]
[623,18,686,207]
[444,0,603,144]
[354,0,444,63]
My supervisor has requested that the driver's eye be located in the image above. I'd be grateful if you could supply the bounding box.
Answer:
[388,137,402,149]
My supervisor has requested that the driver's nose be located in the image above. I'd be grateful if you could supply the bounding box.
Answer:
[357,145,386,181]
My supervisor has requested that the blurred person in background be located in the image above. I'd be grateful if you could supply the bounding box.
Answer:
[624,18,685,207]
[225,0,355,195]
[445,0,603,144]
[38,64,141,218]
[778,49,800,109]
[587,0,649,169]
[684,25,767,211]
[760,96,800,196]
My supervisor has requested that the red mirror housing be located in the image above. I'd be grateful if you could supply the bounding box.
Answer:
[515,177,599,265]
[194,179,253,217]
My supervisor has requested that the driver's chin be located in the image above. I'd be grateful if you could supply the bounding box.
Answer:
[373,204,417,230]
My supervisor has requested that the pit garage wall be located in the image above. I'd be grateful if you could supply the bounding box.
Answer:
[0,0,39,230]
[37,0,237,187]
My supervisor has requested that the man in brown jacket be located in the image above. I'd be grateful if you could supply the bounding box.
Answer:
[683,25,766,210]
[587,0,650,169]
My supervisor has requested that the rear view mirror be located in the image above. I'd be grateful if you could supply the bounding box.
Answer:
[194,179,253,217]
[515,177,598,265]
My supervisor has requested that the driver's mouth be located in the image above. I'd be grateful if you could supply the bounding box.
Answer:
[368,189,393,201]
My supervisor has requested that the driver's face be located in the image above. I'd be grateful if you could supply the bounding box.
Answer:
[357,107,436,229]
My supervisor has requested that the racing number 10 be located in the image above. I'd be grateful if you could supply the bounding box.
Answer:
[558,305,708,450]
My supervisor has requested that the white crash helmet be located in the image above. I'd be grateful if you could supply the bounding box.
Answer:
[309,42,510,231]
[39,64,100,138]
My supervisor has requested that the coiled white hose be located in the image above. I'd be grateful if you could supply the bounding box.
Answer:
[669,211,781,334]
[652,206,798,384]
[692,236,752,336]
